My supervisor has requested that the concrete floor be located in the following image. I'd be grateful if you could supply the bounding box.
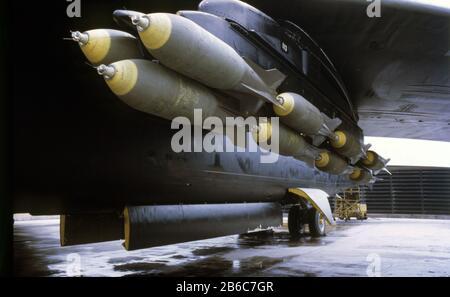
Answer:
[13,218,450,277]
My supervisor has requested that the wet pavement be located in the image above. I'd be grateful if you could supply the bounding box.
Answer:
[13,218,450,277]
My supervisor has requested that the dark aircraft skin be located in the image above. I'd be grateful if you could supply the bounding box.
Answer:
[257,0,450,141]
[10,0,449,248]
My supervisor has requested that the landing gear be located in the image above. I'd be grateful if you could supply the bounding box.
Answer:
[308,208,326,237]
[288,205,326,238]
[288,205,304,237]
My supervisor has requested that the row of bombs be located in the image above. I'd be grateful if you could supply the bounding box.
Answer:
[72,12,389,184]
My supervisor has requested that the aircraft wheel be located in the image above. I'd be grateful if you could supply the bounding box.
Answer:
[288,205,304,237]
[308,208,326,237]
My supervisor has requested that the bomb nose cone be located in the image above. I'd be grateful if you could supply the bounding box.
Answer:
[131,15,150,31]
[135,13,172,50]
[98,60,138,96]
[71,31,89,45]
[97,64,116,80]
[252,122,272,144]
[275,95,285,105]
[273,93,294,116]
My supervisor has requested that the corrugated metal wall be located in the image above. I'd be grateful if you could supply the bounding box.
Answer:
[361,166,450,215]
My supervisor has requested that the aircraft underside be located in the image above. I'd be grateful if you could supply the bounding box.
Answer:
[13,0,448,250]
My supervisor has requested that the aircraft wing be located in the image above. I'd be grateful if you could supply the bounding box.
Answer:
[249,0,450,141]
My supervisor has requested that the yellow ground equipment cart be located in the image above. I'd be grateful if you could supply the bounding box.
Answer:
[334,188,368,221]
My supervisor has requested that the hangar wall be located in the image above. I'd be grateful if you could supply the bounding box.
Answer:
[361,166,450,216]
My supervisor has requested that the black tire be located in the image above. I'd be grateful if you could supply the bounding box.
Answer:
[308,208,326,237]
[288,206,304,237]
